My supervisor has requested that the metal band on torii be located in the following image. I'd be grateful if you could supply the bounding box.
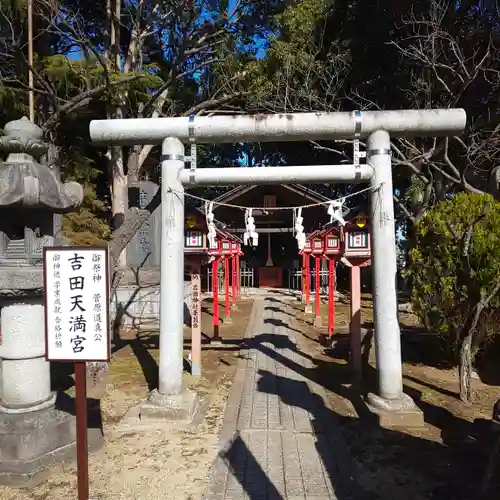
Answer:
[354,110,362,137]
[353,110,363,181]
[160,154,185,161]
[188,114,195,141]
[188,114,197,184]
[367,149,392,157]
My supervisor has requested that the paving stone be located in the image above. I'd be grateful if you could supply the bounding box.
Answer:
[204,297,347,500]
[285,478,306,496]
[204,494,224,500]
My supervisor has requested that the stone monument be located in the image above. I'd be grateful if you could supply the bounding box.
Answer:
[112,181,192,330]
[127,180,161,268]
[0,117,99,486]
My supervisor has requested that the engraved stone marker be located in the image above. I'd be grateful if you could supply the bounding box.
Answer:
[127,181,161,268]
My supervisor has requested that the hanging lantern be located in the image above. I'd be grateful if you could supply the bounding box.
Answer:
[186,214,197,228]
[355,214,367,228]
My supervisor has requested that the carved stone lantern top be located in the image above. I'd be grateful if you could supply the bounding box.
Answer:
[0,117,84,296]
[0,117,84,210]
[3,116,44,148]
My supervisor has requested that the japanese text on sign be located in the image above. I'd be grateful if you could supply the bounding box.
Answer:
[191,275,201,329]
[138,189,150,254]
[44,247,109,362]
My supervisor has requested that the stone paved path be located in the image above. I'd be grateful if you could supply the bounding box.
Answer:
[204,296,364,500]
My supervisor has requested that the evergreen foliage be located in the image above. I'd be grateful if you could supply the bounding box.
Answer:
[408,192,500,359]
[61,149,110,245]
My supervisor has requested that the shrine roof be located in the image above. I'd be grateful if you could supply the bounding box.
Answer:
[210,183,331,206]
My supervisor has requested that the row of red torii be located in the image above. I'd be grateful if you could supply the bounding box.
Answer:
[183,214,371,378]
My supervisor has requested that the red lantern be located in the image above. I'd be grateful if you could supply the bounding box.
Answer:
[184,229,207,254]
[220,238,232,256]
[323,226,341,256]
[299,239,311,255]
[303,229,322,253]
[207,235,221,257]
[311,234,324,256]
[342,219,371,259]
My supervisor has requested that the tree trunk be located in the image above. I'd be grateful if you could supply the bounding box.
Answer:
[127,146,141,185]
[106,0,128,267]
[109,144,128,267]
[404,219,416,292]
[44,141,63,243]
[459,332,473,403]
[434,172,446,201]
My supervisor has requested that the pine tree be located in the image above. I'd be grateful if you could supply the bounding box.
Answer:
[61,150,110,246]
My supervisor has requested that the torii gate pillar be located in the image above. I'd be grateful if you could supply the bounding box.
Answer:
[139,137,198,422]
[366,131,423,427]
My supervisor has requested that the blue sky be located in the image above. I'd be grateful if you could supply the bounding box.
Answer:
[69,0,268,60]
[65,1,268,166]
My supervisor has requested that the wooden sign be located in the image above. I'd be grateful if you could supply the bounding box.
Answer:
[44,247,110,362]
[43,245,110,500]
[190,267,202,376]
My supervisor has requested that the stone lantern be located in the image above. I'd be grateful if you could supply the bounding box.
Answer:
[0,117,89,485]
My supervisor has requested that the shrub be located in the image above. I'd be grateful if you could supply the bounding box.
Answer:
[407,192,500,366]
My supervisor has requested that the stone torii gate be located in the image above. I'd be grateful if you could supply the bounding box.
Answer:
[90,109,466,426]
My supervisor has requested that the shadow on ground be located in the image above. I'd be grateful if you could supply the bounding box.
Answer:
[219,328,500,499]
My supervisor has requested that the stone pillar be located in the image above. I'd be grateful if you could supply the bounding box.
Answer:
[0,117,102,486]
[158,137,185,396]
[138,137,198,423]
[365,130,423,427]
[0,299,55,412]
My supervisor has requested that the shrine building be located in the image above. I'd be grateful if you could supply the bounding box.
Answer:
[204,184,331,288]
